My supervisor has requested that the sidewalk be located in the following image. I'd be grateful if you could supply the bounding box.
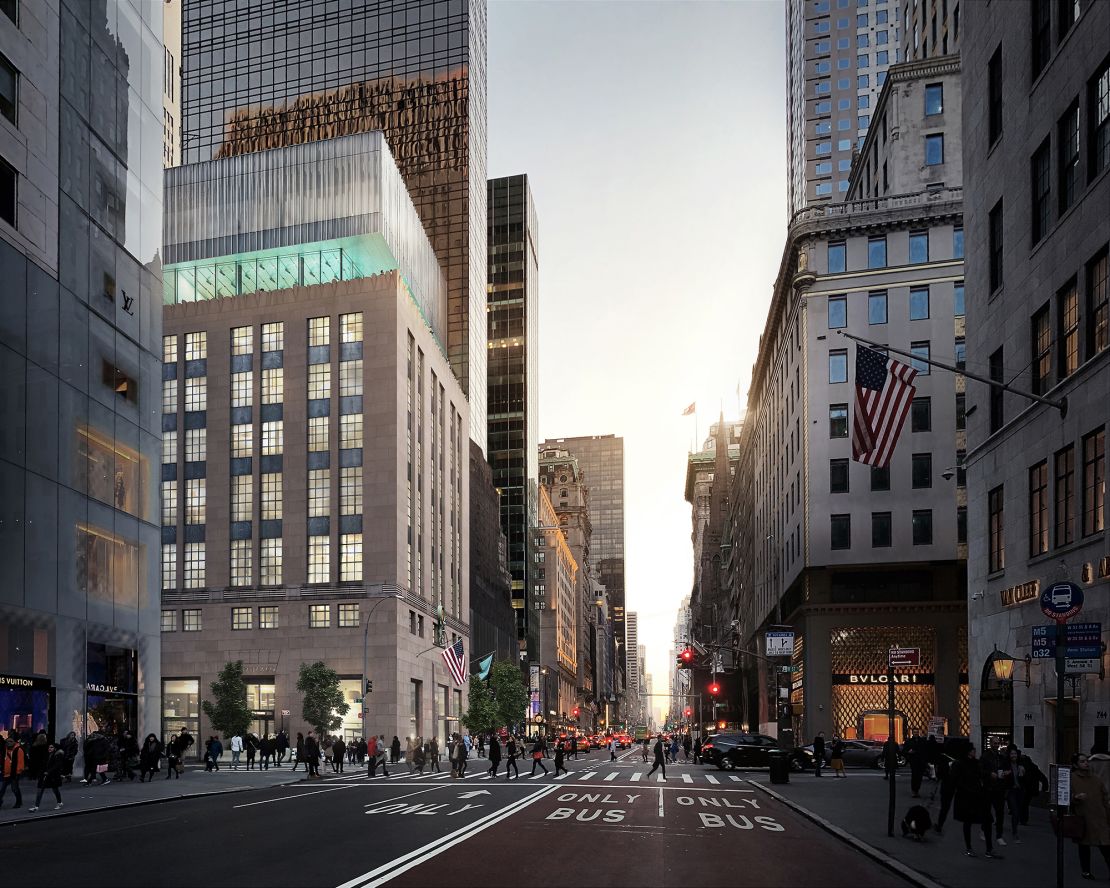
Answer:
[747,769,1088,888]
[0,763,306,826]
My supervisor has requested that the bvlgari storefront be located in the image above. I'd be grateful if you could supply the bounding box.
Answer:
[85,643,139,738]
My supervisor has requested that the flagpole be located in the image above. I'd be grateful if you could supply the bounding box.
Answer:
[835,330,1067,416]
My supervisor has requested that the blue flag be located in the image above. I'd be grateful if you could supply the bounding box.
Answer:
[477,654,494,680]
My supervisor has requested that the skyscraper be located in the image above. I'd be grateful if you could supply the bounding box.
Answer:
[179,0,489,449]
[786,0,901,216]
[0,0,165,743]
[487,175,539,644]
[625,611,639,721]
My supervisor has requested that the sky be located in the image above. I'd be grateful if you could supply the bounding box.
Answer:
[487,0,789,724]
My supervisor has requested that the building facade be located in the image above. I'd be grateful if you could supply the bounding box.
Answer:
[899,0,962,63]
[0,0,165,750]
[468,439,515,667]
[963,0,1109,768]
[625,611,640,724]
[179,0,489,449]
[487,174,539,649]
[161,0,180,167]
[532,484,577,730]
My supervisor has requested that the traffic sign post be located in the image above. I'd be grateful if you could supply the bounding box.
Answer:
[888,647,921,668]
[765,631,794,657]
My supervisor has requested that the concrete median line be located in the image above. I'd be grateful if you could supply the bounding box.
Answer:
[749,781,942,888]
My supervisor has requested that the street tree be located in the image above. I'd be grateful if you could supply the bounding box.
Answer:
[201,660,252,738]
[297,660,349,737]
[461,660,530,734]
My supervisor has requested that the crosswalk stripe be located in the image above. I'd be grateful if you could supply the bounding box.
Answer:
[656,773,665,782]
[603,772,619,781]
[682,773,693,783]
[729,775,742,782]
[631,772,642,781]
[553,771,571,780]
[706,774,720,784]
[434,773,451,780]
[579,772,596,781]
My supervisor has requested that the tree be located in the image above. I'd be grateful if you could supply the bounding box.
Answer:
[461,660,530,734]
[201,661,252,738]
[297,661,349,737]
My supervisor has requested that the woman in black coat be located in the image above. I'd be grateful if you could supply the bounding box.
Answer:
[952,746,995,857]
[27,742,66,812]
[391,736,401,764]
[139,734,164,783]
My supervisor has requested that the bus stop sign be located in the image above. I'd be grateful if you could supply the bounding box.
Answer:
[1041,581,1084,621]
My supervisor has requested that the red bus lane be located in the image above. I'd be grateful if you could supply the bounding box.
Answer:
[383,783,910,887]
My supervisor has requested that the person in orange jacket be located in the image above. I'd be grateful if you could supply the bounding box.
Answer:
[0,735,26,809]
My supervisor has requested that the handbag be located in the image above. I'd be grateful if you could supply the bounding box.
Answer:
[1051,812,1086,840]
[532,750,543,761]
[96,763,108,773]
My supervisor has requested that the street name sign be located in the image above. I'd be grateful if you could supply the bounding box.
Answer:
[1031,623,1101,659]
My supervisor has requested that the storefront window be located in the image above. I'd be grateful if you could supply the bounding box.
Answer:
[77,524,143,608]
[86,643,138,739]
[77,425,145,518]
[0,675,54,741]
[162,678,200,757]
[338,679,361,742]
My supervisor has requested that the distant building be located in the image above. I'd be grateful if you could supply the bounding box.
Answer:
[900,0,962,63]
[469,440,516,667]
[532,485,578,730]
[625,612,640,723]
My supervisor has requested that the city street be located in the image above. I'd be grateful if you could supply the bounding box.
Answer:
[1,751,907,887]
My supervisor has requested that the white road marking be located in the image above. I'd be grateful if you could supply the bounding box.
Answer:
[658,787,665,817]
[604,772,619,782]
[631,772,642,782]
[729,775,743,782]
[706,774,720,785]
[656,773,665,783]
[681,773,693,783]
[579,772,597,780]
[553,771,571,780]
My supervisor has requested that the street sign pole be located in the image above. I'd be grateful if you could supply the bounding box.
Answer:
[887,657,896,838]
[1056,619,1067,888]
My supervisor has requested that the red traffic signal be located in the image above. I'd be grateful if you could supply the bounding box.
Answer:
[684,707,693,718]
[572,707,580,718]
[708,682,721,696]
[681,648,694,662]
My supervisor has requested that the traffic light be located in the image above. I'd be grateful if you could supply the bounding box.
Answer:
[365,680,374,694]
[677,648,694,668]
[684,707,693,718]
[708,682,721,696]
[572,707,580,718]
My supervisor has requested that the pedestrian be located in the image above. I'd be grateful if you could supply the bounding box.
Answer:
[829,736,846,778]
[323,736,334,772]
[906,732,926,798]
[999,747,1024,843]
[275,731,288,767]
[203,736,217,772]
[693,736,702,765]
[0,734,26,809]
[366,734,379,776]
[117,730,139,781]
[431,736,441,772]
[456,733,468,778]
[881,736,898,782]
[1018,748,1048,825]
[505,735,519,780]
[683,733,692,762]
[405,736,414,765]
[165,734,181,780]
[292,732,305,773]
[648,733,667,781]
[376,735,390,777]
[28,731,48,782]
[981,737,1008,846]
[1071,752,1110,879]
[27,741,65,813]
[245,733,258,770]
[813,731,826,777]
[478,734,485,758]
[357,736,368,766]
[82,730,110,785]
[932,747,955,834]
[60,731,78,782]
[487,735,502,778]
[412,741,426,775]
[260,734,273,770]
[554,739,566,777]
[530,737,548,777]
[230,732,243,769]
[391,735,401,765]
[952,745,997,858]
[138,734,163,782]
[305,733,321,778]
[669,735,679,764]
[333,736,346,773]
[611,736,620,762]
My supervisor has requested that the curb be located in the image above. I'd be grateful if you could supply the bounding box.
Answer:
[749,780,945,888]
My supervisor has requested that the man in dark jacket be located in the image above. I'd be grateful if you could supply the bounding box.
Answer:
[83,731,111,785]
[882,737,899,781]
[648,734,667,780]
[332,737,346,773]
[980,738,1008,845]
[275,731,288,767]
[304,733,320,778]
[487,735,501,778]
[117,731,139,781]
[813,732,826,777]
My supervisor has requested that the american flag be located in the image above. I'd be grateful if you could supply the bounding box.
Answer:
[442,638,467,685]
[852,346,918,468]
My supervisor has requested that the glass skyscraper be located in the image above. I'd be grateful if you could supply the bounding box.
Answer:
[179,0,489,449]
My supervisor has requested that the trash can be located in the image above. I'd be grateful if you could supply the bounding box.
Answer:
[768,752,790,785]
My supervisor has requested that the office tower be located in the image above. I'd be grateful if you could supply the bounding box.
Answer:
[625,611,639,720]
[786,0,901,216]
[533,485,578,727]
[0,1,164,742]
[179,0,489,449]
[900,0,961,62]
[487,175,539,643]
[542,435,626,688]
[159,133,469,748]
[963,0,1108,767]
[162,0,180,166]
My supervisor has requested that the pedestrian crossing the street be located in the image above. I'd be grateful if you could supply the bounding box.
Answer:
[337,766,755,788]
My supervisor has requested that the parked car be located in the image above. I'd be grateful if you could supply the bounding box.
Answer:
[701,732,812,771]
[799,739,906,769]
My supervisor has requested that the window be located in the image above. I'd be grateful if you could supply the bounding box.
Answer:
[163,335,179,365]
[924,83,943,116]
[868,290,887,325]
[185,428,206,463]
[232,326,253,355]
[184,542,205,589]
[339,603,360,627]
[858,74,869,89]
[911,397,931,432]
[829,349,848,383]
[954,281,965,317]
[816,182,833,196]
[183,609,202,632]
[816,161,833,174]
[308,536,330,584]
[409,610,417,635]
[953,228,964,260]
[1031,138,1051,243]
[341,312,364,342]
[340,413,364,449]
[185,478,206,525]
[1058,281,1079,380]
[232,475,252,522]
[262,368,283,404]
[0,2,15,26]
[830,458,849,493]
[857,54,869,68]
[988,46,1003,145]
[340,360,363,396]
[261,421,283,455]
[870,465,890,491]
[1031,0,1051,80]
[1090,250,1109,356]
[925,134,944,166]
[309,604,331,628]
[341,534,363,582]
[185,332,207,361]
[828,242,846,273]
[0,52,17,125]
[232,423,252,458]
[1059,103,1080,214]
[1092,58,1110,180]
[912,510,933,545]
[870,513,892,548]
[308,364,330,399]
[957,506,968,545]
[1029,460,1049,556]
[260,606,279,629]
[829,404,849,438]
[230,538,252,586]
[909,286,930,319]
[308,469,330,518]
[162,544,176,590]
[1055,445,1076,546]
[908,233,929,266]
[262,322,284,352]
[308,416,329,452]
[261,473,282,520]
[341,466,362,515]
[989,199,1004,292]
[955,336,966,370]
[868,236,886,268]
[162,378,178,414]
[231,371,253,407]
[830,515,851,550]
[857,12,867,26]
[260,538,282,586]
[875,50,888,66]
[161,480,177,526]
[231,606,253,631]
[910,341,930,375]
[184,378,206,412]
[912,452,932,488]
[827,296,847,329]
[989,348,1005,433]
[161,610,177,632]
[1059,0,1079,33]
[1083,428,1106,536]
[308,316,330,347]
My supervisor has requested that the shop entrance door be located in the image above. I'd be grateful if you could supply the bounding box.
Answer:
[249,715,274,741]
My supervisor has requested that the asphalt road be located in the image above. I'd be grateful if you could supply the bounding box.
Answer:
[2,750,910,887]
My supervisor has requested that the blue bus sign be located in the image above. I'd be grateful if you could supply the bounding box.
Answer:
[1040,581,1084,621]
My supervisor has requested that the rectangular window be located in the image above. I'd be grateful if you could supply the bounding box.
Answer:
[870,465,890,491]
[1059,102,1080,214]
[340,360,363,396]
[310,603,331,628]
[260,538,282,586]
[308,316,330,347]
[308,537,330,584]
[307,363,331,400]
[989,348,1005,433]
[1032,0,1051,80]
[909,286,930,320]
[924,134,944,166]
[1032,138,1051,243]
[912,452,933,488]
[910,341,930,375]
[0,153,13,227]
[231,371,253,407]
[340,312,364,342]
[161,610,177,632]
[827,295,847,329]
[261,473,282,520]
[955,336,966,369]
[954,281,965,317]
[231,423,252,458]
[1092,58,1110,180]
[830,514,851,550]
[185,428,207,463]
[163,335,179,365]
[232,475,252,522]
[339,603,360,627]
[1029,460,1049,556]
[828,242,846,273]
[871,512,892,547]
[341,466,363,515]
[958,506,968,544]
[162,378,178,414]
[953,227,964,260]
[830,458,849,493]
[260,605,279,630]
[184,542,205,589]
[308,416,329,452]
[868,290,888,325]
[262,322,284,352]
[829,349,848,383]
[185,332,207,361]
[261,367,283,404]
[912,510,933,545]
[161,480,177,526]
[989,199,1004,292]
[183,608,202,632]
[829,404,848,438]
[1058,281,1079,380]
[340,413,364,449]
[185,478,206,525]
[868,236,887,269]
[1089,250,1109,356]
[162,544,177,591]
[1059,0,1079,34]
[184,378,206,412]
[308,468,330,518]
[230,539,252,586]
[956,392,967,430]
[909,231,930,264]
[988,46,1003,145]
[911,397,931,432]
[925,82,943,116]
[1032,304,1052,395]
[1055,445,1076,546]
[1083,428,1106,536]
[261,421,283,455]
[232,326,253,355]
[341,534,363,582]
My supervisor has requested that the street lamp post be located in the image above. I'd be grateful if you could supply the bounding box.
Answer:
[361,593,396,733]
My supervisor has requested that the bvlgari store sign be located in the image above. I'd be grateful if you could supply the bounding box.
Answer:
[1000,580,1040,607]
[832,674,935,685]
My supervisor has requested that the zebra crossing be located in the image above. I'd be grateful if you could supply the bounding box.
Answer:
[327,762,754,787]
